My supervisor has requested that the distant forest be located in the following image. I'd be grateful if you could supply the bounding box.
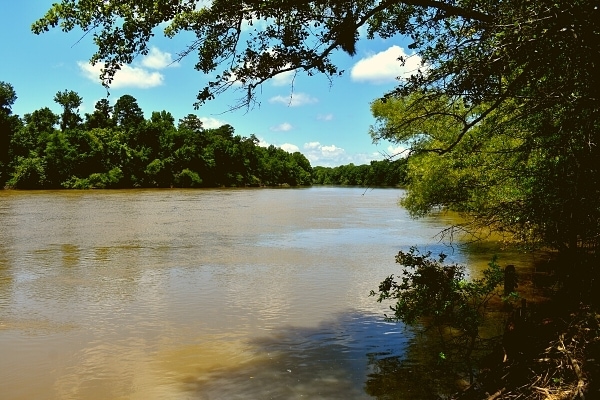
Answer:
[0,84,407,189]
[312,159,408,187]
[0,86,315,189]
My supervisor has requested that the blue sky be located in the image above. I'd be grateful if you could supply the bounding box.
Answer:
[0,2,419,167]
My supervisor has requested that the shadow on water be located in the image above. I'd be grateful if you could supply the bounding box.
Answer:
[174,310,461,400]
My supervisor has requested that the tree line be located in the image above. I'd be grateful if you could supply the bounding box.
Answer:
[312,158,408,187]
[0,84,314,189]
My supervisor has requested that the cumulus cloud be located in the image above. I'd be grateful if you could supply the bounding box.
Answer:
[256,136,270,147]
[304,142,322,150]
[269,92,318,107]
[200,117,228,129]
[351,45,422,84]
[302,142,347,166]
[387,145,409,158]
[270,122,293,132]
[271,70,295,86]
[301,142,386,166]
[78,61,164,89]
[280,143,300,153]
[141,47,178,69]
[321,144,346,157]
[78,46,178,89]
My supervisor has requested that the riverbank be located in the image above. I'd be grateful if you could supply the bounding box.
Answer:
[452,303,599,399]
[451,287,599,399]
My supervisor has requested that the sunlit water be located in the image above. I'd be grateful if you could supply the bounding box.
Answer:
[0,187,535,399]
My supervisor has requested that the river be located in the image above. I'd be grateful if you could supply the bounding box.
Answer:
[0,187,536,399]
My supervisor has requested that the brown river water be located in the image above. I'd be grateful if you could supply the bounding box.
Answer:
[0,187,539,399]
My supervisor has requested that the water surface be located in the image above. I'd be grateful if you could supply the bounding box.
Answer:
[0,187,519,399]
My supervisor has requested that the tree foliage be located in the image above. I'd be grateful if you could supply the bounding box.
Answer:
[0,81,17,115]
[370,80,600,261]
[312,158,408,186]
[2,89,313,189]
[29,0,502,109]
[372,247,504,335]
[31,1,598,112]
[371,247,505,375]
[0,82,22,184]
[54,89,83,131]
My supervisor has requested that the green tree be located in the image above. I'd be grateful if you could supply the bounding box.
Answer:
[171,121,213,186]
[85,99,114,130]
[290,151,313,185]
[178,114,204,133]
[143,111,177,186]
[144,111,175,158]
[175,168,202,188]
[1,87,315,189]
[66,128,112,180]
[113,94,144,131]
[7,156,46,189]
[0,81,17,115]
[0,82,22,185]
[370,89,600,292]
[44,130,75,187]
[371,247,505,382]
[11,107,58,160]
[54,90,83,131]
[112,95,147,186]
[255,145,312,186]
[312,159,407,186]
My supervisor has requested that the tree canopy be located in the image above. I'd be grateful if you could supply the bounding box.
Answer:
[32,1,599,110]
[0,86,314,189]
[312,158,408,187]
[0,82,22,184]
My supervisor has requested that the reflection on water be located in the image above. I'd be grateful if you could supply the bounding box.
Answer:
[0,188,533,399]
[141,313,410,400]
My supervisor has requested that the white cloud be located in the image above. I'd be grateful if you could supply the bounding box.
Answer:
[355,152,386,164]
[270,122,293,132]
[302,142,347,166]
[280,143,300,153]
[350,45,422,84]
[141,47,178,69]
[200,117,228,129]
[256,136,270,147]
[78,61,164,89]
[77,47,176,89]
[387,145,409,158]
[304,142,322,150]
[269,92,318,107]
[271,70,295,86]
[301,142,386,167]
[321,144,346,157]
[317,113,334,121]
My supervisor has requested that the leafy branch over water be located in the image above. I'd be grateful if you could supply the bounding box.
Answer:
[371,246,507,382]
